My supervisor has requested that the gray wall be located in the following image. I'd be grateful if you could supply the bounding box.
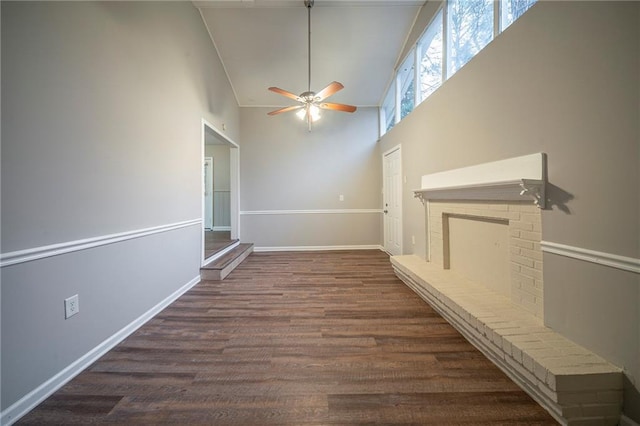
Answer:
[379,1,639,420]
[205,144,231,191]
[239,107,382,249]
[1,1,238,413]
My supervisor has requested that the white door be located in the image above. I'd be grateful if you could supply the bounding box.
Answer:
[383,147,402,255]
[204,157,214,230]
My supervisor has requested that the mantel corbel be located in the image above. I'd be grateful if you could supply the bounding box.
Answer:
[414,191,427,205]
[519,179,546,209]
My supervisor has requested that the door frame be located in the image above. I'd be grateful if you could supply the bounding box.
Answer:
[201,119,240,266]
[382,145,403,255]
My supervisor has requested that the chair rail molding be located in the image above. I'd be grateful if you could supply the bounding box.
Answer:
[1,219,202,268]
[541,241,640,274]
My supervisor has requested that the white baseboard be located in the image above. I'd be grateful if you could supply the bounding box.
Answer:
[0,275,201,426]
[211,226,231,232]
[254,245,384,252]
[240,209,382,215]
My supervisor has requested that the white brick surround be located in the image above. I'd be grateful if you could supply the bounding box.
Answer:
[428,200,544,318]
[400,155,624,425]
[392,255,623,425]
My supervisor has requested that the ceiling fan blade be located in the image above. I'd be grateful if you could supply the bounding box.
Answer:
[267,105,303,116]
[318,102,357,113]
[315,81,344,101]
[268,87,301,102]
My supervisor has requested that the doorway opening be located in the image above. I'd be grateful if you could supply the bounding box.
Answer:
[202,119,240,265]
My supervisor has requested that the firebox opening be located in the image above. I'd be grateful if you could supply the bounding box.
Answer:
[444,214,511,299]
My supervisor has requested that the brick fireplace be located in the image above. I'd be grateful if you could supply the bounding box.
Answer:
[428,200,543,318]
[392,153,623,425]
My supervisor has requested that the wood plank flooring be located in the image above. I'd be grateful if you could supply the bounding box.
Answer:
[204,230,235,259]
[18,250,557,425]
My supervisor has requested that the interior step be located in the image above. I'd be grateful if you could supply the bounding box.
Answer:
[204,238,239,260]
[200,243,253,281]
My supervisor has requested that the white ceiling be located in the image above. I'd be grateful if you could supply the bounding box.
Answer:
[196,0,424,108]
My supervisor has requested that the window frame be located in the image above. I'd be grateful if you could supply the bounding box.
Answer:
[397,47,416,120]
[380,82,397,136]
[379,0,537,138]
[416,6,445,105]
[446,0,495,79]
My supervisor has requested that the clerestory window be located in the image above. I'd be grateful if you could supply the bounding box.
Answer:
[380,0,537,137]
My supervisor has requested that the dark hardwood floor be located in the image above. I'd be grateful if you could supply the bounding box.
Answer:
[19,250,557,425]
[204,230,235,259]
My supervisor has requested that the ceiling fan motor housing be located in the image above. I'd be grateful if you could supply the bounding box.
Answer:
[300,91,318,103]
[265,0,356,121]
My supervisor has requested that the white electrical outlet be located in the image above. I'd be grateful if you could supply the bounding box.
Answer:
[339,194,344,201]
[412,235,416,245]
[64,294,79,319]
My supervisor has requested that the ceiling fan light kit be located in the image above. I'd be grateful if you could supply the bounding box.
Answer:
[267,0,357,131]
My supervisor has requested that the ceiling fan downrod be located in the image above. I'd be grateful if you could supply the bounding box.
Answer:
[266,0,357,129]
[304,0,313,94]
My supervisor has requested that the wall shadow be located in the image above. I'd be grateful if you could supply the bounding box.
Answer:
[545,183,574,214]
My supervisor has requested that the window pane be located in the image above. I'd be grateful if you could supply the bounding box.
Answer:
[418,9,443,102]
[502,0,536,30]
[447,0,494,78]
[382,85,396,134]
[398,51,415,119]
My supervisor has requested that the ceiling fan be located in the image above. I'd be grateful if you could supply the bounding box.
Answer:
[267,0,357,130]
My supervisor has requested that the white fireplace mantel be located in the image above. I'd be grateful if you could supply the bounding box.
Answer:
[414,153,547,208]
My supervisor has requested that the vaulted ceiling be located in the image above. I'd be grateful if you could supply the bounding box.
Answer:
[196,0,424,108]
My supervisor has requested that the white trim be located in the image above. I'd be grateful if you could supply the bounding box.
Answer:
[0,219,201,268]
[201,122,206,264]
[0,275,201,426]
[414,178,545,208]
[197,8,241,106]
[442,0,448,80]
[541,241,640,274]
[212,226,232,231]
[420,153,546,190]
[203,240,240,265]
[201,118,241,267]
[382,145,401,158]
[254,245,383,252]
[416,153,547,208]
[240,209,382,215]
[493,0,500,38]
[204,156,214,230]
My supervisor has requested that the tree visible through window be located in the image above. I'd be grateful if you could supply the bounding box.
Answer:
[379,0,537,137]
[398,52,415,119]
[419,9,443,101]
[502,0,537,29]
[447,0,493,78]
